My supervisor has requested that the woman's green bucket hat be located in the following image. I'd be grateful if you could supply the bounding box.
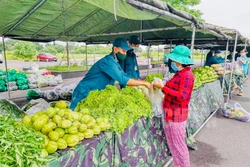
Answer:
[166,45,194,65]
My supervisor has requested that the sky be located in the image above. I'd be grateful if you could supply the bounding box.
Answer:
[196,0,250,38]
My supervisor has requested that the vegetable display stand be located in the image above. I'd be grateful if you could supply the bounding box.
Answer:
[47,118,169,167]
[47,80,223,167]
[47,132,114,167]
[113,117,169,167]
[188,80,224,134]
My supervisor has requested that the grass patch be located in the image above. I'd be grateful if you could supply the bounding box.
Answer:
[45,65,90,72]
[151,60,164,64]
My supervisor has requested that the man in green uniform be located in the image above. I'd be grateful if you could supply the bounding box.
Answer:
[119,35,141,79]
[70,38,151,110]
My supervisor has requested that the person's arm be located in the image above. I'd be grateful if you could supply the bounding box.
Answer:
[154,74,194,102]
[126,79,151,88]
[240,58,246,64]
[101,59,150,88]
[210,56,220,64]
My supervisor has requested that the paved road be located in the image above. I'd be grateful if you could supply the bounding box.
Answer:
[189,78,250,167]
[0,58,204,70]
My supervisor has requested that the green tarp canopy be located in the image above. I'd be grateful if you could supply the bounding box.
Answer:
[0,0,228,44]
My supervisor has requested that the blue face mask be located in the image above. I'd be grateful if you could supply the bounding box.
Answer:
[171,62,180,72]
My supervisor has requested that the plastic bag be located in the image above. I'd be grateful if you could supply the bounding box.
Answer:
[31,62,39,74]
[0,80,6,86]
[54,85,63,95]
[55,75,63,84]
[37,76,49,88]
[4,75,16,82]
[0,85,7,92]
[0,70,6,76]
[27,74,36,78]
[28,83,37,89]
[26,90,41,100]
[7,69,17,75]
[16,72,27,80]
[43,90,59,101]
[149,78,164,117]
[18,84,29,90]
[222,102,250,122]
[8,86,18,91]
[0,99,25,119]
[17,78,28,85]
[28,77,37,84]
[7,81,16,87]
[45,75,57,86]
[48,80,57,87]
[22,98,49,115]
[58,84,76,100]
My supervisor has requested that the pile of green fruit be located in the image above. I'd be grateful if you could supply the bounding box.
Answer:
[193,66,218,90]
[22,101,110,155]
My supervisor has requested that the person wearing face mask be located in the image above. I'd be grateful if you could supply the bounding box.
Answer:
[240,49,249,77]
[153,45,194,167]
[205,49,224,67]
[118,35,141,80]
[70,38,151,110]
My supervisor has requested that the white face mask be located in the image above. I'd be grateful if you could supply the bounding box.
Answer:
[241,53,246,57]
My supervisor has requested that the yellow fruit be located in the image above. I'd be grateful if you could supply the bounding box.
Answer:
[55,100,68,109]
[45,141,58,154]
[48,131,60,141]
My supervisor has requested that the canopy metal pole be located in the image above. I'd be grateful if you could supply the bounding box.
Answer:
[157,45,160,73]
[200,48,204,66]
[2,37,10,99]
[94,45,96,64]
[190,24,196,59]
[140,20,143,42]
[147,43,151,75]
[170,40,173,52]
[66,42,70,68]
[85,44,88,70]
[244,40,247,49]
[222,39,229,97]
[227,32,238,103]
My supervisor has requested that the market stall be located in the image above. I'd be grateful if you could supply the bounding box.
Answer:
[44,79,223,167]
[0,0,241,167]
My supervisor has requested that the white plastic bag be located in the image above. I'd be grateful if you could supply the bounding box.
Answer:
[43,90,59,101]
[59,84,76,100]
[28,77,37,84]
[222,102,250,122]
[22,98,49,115]
[150,78,164,117]
[37,75,49,88]
[55,75,63,84]
[8,86,18,91]
[28,83,37,89]
[31,62,39,74]
[27,74,36,79]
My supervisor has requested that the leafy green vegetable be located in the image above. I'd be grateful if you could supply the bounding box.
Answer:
[75,85,152,133]
[0,99,25,119]
[0,115,54,167]
[145,73,164,83]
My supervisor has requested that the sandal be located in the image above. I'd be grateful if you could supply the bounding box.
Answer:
[237,92,243,96]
